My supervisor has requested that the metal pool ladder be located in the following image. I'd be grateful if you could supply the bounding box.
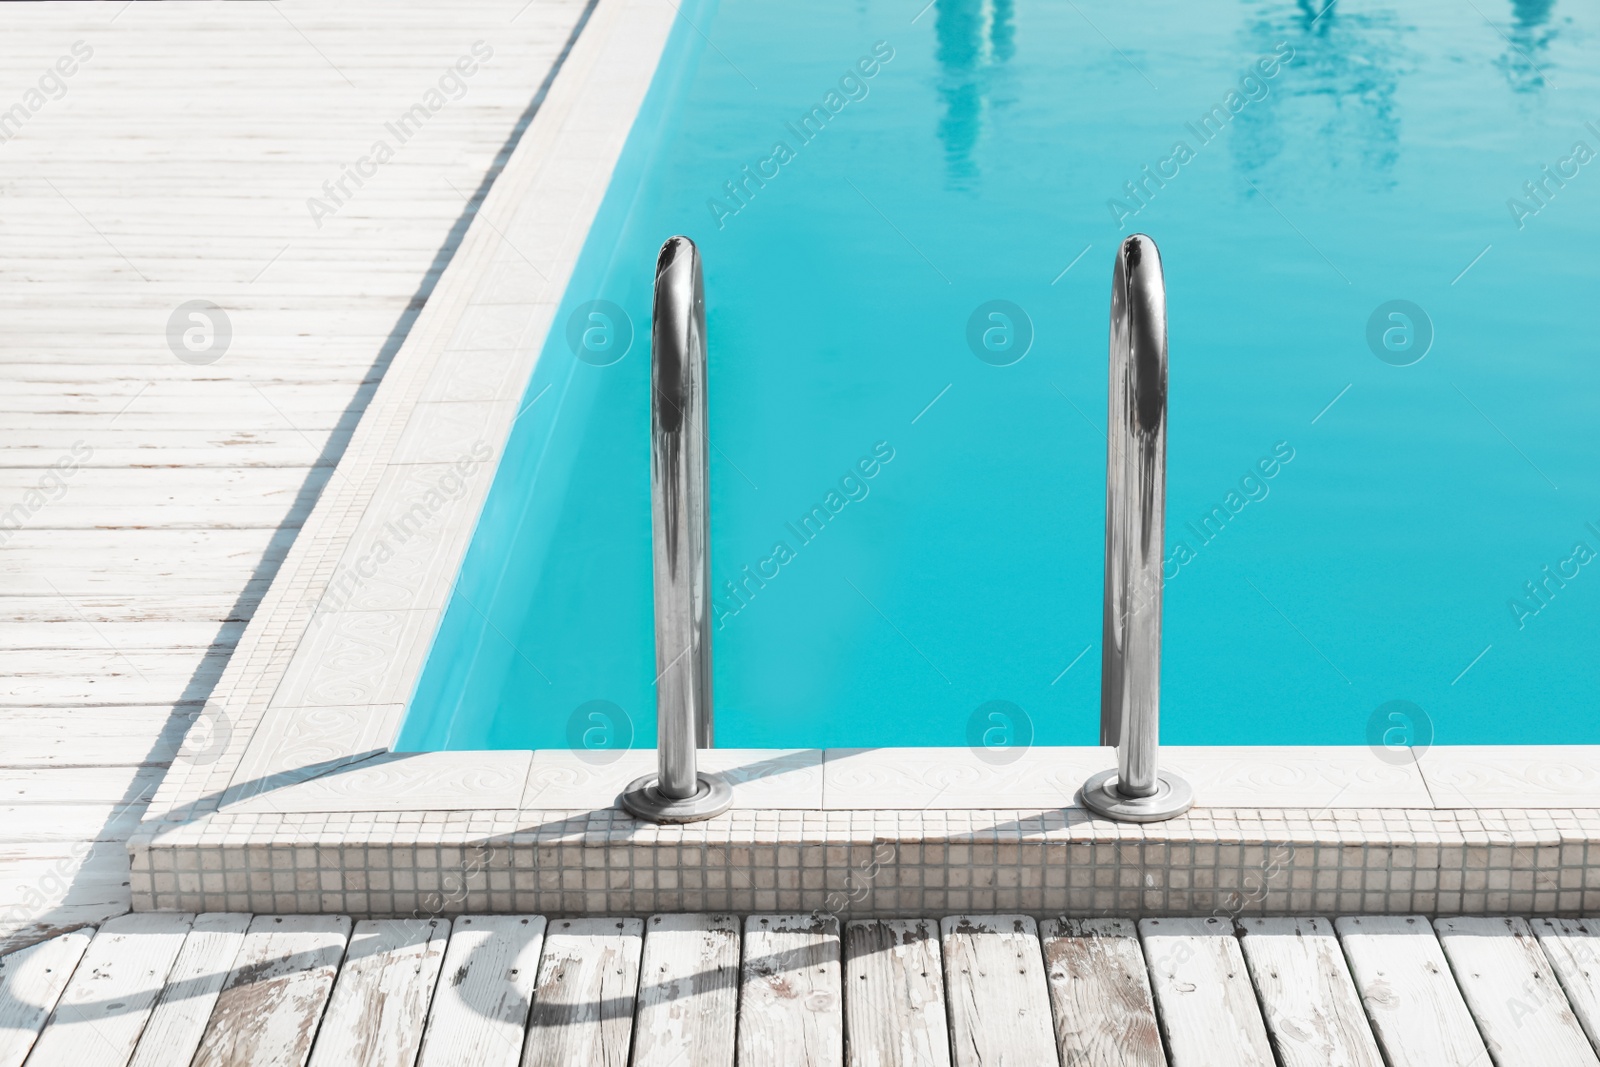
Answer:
[1080,234,1195,823]
[621,232,1192,824]
[621,235,733,823]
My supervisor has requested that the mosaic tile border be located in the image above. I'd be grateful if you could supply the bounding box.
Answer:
[132,807,1600,918]
[130,0,1600,918]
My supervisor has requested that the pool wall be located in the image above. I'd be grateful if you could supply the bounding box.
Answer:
[132,0,1600,919]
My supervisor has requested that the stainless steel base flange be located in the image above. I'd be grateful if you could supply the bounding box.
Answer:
[1079,768,1194,823]
[620,772,733,823]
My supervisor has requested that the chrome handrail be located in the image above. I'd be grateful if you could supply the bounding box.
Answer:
[621,235,732,823]
[1081,234,1194,823]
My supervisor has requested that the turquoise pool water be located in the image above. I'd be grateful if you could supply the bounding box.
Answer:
[399,0,1600,752]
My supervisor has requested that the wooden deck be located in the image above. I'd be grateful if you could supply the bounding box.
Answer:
[3,911,1600,1066]
[0,0,589,950]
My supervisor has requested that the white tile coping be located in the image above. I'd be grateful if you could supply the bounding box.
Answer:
[184,743,1600,815]
[131,0,1600,918]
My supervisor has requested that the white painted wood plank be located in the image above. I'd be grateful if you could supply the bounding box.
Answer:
[522,917,643,1067]
[415,915,545,1067]
[940,915,1056,1067]
[0,594,252,624]
[738,914,842,1067]
[0,310,407,333]
[1041,917,1162,1067]
[1237,917,1383,1067]
[0,606,263,647]
[1334,915,1489,1067]
[0,928,93,1067]
[1435,916,1599,1067]
[0,528,292,565]
[306,918,450,1067]
[0,653,227,707]
[0,708,197,767]
[0,360,380,378]
[0,430,352,469]
[630,913,739,1067]
[10,412,356,434]
[3,512,299,535]
[0,392,361,417]
[0,803,145,845]
[0,846,131,954]
[57,452,293,523]
[1532,917,1600,1053]
[0,767,169,806]
[1139,916,1274,1067]
[842,919,949,1067]
[0,570,287,602]
[126,913,251,1067]
[25,912,194,1067]
[190,915,352,1067]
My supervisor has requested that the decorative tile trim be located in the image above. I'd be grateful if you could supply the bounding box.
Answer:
[269,609,442,710]
[226,752,532,813]
[820,746,1431,810]
[1417,746,1600,808]
[230,704,405,793]
[129,807,1600,919]
[128,0,1600,921]
[1160,746,1431,809]
[522,749,824,810]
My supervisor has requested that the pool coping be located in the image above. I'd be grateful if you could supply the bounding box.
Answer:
[132,0,1600,919]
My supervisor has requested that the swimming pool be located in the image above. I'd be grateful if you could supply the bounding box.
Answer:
[398,0,1600,754]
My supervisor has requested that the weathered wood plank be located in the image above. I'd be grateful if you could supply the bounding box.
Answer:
[0,653,227,706]
[1237,917,1383,1067]
[1139,916,1273,1067]
[0,928,94,1067]
[0,802,146,845]
[0,391,361,417]
[0,707,197,768]
[1334,915,1489,1067]
[0,431,351,469]
[0,527,293,568]
[0,767,169,806]
[0,846,131,954]
[7,412,357,434]
[0,594,252,625]
[306,918,450,1067]
[0,364,375,385]
[2,514,298,536]
[415,915,545,1067]
[739,914,842,1067]
[0,569,286,602]
[940,915,1056,1067]
[25,912,194,1067]
[126,913,251,1067]
[190,914,351,1067]
[522,917,643,1067]
[1041,917,1161,1067]
[630,913,739,1067]
[842,919,950,1067]
[1531,916,1600,1053]
[1435,916,1600,1067]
